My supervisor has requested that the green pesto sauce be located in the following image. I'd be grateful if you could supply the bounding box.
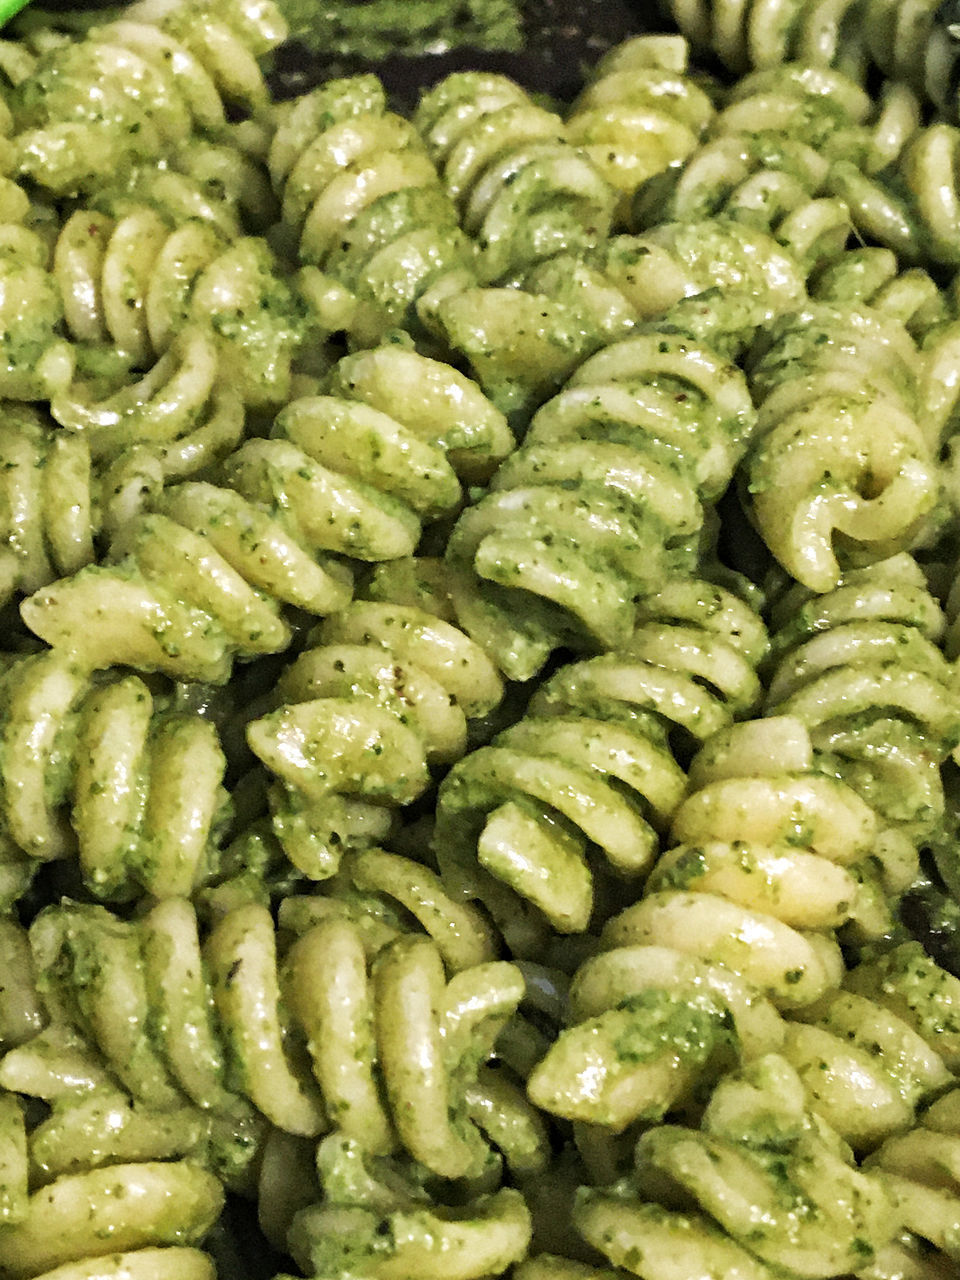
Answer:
[277,0,523,59]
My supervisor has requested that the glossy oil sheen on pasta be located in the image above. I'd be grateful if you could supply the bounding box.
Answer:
[1,1,960,1279]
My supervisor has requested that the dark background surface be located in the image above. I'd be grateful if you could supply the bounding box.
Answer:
[267,0,660,102]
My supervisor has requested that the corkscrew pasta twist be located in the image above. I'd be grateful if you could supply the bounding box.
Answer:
[8,895,530,1188]
[283,1132,532,1280]
[444,328,756,678]
[21,346,511,681]
[661,0,960,121]
[434,221,808,425]
[246,599,504,879]
[660,0,869,77]
[269,74,479,346]
[0,224,74,402]
[809,245,950,339]
[414,71,617,283]
[743,302,940,590]
[0,404,166,607]
[0,1163,224,1280]
[434,579,767,947]
[575,1054,898,1280]
[826,119,960,269]
[635,64,920,275]
[862,0,960,120]
[867,1085,960,1274]
[526,712,905,1138]
[10,0,287,195]
[764,554,960,842]
[782,947,960,1153]
[602,715,887,1005]
[565,35,715,223]
[49,335,246,493]
[583,219,806,326]
[0,650,231,899]
[51,205,305,407]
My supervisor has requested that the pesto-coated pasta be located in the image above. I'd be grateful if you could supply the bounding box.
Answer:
[0,224,74,401]
[0,1162,223,1279]
[14,894,530,1182]
[435,580,766,945]
[764,554,960,841]
[285,1133,532,1280]
[9,0,286,195]
[51,207,304,407]
[415,72,617,283]
[603,716,879,1006]
[0,651,233,897]
[827,121,960,269]
[436,215,806,421]
[576,1055,898,1279]
[809,246,951,339]
[633,63,897,275]
[443,330,755,678]
[247,601,503,878]
[743,304,941,590]
[8,4,960,1279]
[20,348,510,680]
[565,35,715,224]
[48,327,246,484]
[662,0,960,122]
[269,74,478,346]
[868,1088,960,1274]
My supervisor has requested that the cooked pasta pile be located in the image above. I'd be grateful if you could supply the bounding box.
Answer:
[4,0,960,1277]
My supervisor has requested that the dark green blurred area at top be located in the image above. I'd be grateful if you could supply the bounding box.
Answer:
[277,0,524,59]
[15,0,650,101]
[265,0,649,102]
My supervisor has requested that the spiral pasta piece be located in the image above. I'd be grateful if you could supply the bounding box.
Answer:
[783,973,956,1153]
[660,0,869,77]
[862,0,960,118]
[636,65,921,277]
[826,120,960,269]
[415,71,617,283]
[527,942,786,1132]
[664,0,960,119]
[743,302,940,590]
[10,0,286,196]
[764,554,960,840]
[13,896,528,1182]
[0,354,254,611]
[269,74,479,345]
[846,952,960,1269]
[809,246,950,340]
[575,1054,898,1280]
[435,580,767,947]
[0,1072,227,1268]
[246,599,504,878]
[0,224,74,402]
[0,650,231,899]
[51,205,305,407]
[434,211,808,430]
[867,1087,960,1276]
[565,35,715,223]
[278,846,499,974]
[48,325,245,481]
[603,716,882,1006]
[524,710,916,1137]
[0,1163,223,1280]
[0,406,122,605]
[585,219,807,326]
[443,328,755,678]
[284,1133,532,1280]
[22,346,510,681]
